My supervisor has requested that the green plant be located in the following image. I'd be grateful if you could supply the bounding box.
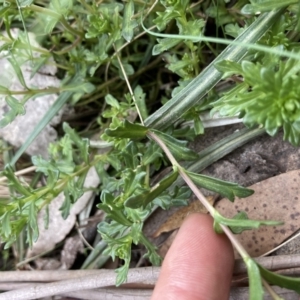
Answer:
[1,0,300,298]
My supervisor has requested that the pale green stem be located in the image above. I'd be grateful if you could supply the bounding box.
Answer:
[262,278,284,300]
[148,130,253,260]
[147,131,178,167]
[113,44,145,125]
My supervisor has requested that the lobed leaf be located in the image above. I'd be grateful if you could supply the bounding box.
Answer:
[125,170,179,209]
[151,130,198,161]
[186,170,253,201]
[122,0,137,42]
[213,211,283,229]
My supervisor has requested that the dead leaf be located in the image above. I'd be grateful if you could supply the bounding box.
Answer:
[215,169,300,257]
[153,196,215,238]
[159,229,179,258]
[27,167,100,257]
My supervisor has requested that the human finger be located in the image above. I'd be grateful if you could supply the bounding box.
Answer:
[151,213,234,300]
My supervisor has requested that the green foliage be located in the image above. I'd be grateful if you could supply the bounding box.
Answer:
[186,170,254,201]
[125,169,179,208]
[242,0,298,14]
[245,258,264,300]
[151,129,199,161]
[1,0,300,295]
[213,56,300,145]
[258,264,300,293]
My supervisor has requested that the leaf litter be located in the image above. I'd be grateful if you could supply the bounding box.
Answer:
[215,169,300,257]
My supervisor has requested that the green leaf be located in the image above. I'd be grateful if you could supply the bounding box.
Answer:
[140,232,162,265]
[122,141,140,169]
[134,85,148,120]
[241,0,296,14]
[0,85,9,93]
[97,192,132,226]
[130,222,142,244]
[0,96,26,128]
[50,0,73,16]
[186,171,253,201]
[154,186,190,210]
[123,168,146,198]
[213,211,283,229]
[115,262,130,286]
[144,9,285,130]
[229,211,254,234]
[28,201,39,242]
[1,212,12,238]
[8,56,29,89]
[244,258,264,300]
[258,264,300,293]
[44,205,50,230]
[105,94,120,109]
[193,116,204,135]
[122,0,137,42]
[63,82,95,94]
[3,165,32,196]
[125,170,179,208]
[152,38,181,55]
[151,130,198,161]
[141,141,163,165]
[60,192,72,219]
[32,156,57,176]
[0,6,10,18]
[213,221,223,234]
[10,77,78,165]
[63,123,89,163]
[214,60,244,78]
[18,0,34,6]
[67,175,86,202]
[105,120,148,139]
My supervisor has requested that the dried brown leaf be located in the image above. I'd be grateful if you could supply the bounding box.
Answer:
[159,229,179,258]
[153,196,215,238]
[215,169,300,257]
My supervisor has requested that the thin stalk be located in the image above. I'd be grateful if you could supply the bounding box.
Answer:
[262,278,284,300]
[148,131,253,260]
[113,44,145,125]
[0,87,61,96]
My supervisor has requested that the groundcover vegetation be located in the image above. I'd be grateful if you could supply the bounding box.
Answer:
[1,0,300,298]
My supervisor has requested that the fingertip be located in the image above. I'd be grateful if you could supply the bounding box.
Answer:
[152,213,234,300]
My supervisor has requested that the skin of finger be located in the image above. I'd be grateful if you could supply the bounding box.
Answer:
[151,213,234,300]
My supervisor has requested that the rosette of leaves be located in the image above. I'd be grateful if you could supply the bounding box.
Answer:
[212,56,300,146]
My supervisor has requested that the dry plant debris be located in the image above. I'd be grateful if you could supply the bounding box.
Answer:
[152,196,215,238]
[215,169,300,257]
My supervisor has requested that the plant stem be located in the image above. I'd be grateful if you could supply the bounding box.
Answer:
[0,166,37,183]
[113,44,145,125]
[0,87,61,96]
[262,278,284,300]
[148,131,253,260]
[147,131,178,167]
